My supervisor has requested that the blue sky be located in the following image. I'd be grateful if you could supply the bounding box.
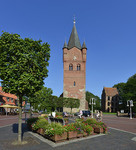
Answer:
[0,0,136,98]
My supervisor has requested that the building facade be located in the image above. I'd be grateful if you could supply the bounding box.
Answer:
[63,22,88,112]
[101,87,119,112]
[0,86,18,106]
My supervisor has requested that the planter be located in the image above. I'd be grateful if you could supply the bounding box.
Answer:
[77,133,83,138]
[94,127,103,133]
[49,132,67,142]
[83,132,88,137]
[67,131,77,139]
[37,128,45,135]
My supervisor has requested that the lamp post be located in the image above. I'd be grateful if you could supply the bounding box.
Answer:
[127,100,133,119]
[89,98,96,118]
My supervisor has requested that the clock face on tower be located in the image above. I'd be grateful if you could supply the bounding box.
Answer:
[73,56,77,60]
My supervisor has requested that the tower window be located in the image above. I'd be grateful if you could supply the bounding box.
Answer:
[77,64,81,71]
[74,81,76,86]
[69,64,73,71]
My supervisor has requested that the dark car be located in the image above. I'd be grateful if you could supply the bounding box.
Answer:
[82,110,91,117]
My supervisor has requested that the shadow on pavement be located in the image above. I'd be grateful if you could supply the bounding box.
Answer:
[12,123,28,139]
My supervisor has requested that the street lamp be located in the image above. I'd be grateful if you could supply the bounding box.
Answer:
[89,98,96,118]
[127,100,133,119]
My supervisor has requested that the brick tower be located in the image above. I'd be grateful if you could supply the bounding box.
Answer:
[63,21,88,112]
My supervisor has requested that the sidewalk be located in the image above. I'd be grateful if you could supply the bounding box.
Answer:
[0,124,136,150]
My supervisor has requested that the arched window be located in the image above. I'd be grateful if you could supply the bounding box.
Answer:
[69,64,73,71]
[74,81,76,86]
[77,64,81,71]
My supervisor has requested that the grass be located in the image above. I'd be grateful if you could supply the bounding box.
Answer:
[103,112,117,115]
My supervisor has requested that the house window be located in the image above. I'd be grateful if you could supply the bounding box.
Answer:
[11,98,13,103]
[108,102,110,106]
[108,96,110,100]
[69,64,73,71]
[74,81,76,86]
[7,97,9,102]
[77,64,81,71]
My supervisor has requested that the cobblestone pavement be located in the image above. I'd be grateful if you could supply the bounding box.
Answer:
[102,114,136,133]
[0,114,136,150]
[0,125,136,150]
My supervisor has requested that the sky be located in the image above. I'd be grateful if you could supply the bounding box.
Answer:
[0,0,136,98]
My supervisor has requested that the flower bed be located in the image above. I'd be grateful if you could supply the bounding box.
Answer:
[27,116,107,143]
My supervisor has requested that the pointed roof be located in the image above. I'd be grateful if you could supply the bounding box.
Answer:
[67,23,81,50]
[63,40,68,49]
[82,41,87,49]
[104,87,118,96]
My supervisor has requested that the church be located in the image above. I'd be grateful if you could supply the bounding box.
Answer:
[62,21,88,112]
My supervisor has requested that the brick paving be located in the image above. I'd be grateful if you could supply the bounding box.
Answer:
[102,114,136,133]
[0,114,136,150]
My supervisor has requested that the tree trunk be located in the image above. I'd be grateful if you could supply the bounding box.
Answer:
[18,96,22,143]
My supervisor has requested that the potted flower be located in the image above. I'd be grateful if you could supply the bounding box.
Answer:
[26,117,38,131]
[83,125,93,136]
[45,123,67,142]
[66,123,77,139]
[97,122,107,134]
[84,118,97,125]
[32,118,49,135]
[74,122,84,138]
[92,124,104,133]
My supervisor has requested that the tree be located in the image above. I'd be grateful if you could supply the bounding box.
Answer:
[86,91,101,111]
[28,86,53,113]
[63,98,80,113]
[113,74,136,113]
[0,32,50,143]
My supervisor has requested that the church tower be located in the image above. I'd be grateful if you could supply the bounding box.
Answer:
[63,21,88,112]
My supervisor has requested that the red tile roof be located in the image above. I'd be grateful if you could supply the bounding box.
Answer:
[0,86,17,99]
[104,87,118,96]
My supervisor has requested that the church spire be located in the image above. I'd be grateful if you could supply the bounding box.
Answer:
[67,21,81,50]
[63,40,68,49]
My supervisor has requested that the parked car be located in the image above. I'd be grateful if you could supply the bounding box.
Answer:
[82,110,91,117]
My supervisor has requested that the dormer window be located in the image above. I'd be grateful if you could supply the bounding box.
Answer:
[77,64,81,71]
[69,64,73,71]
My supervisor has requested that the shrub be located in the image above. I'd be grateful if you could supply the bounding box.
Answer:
[56,115,63,119]
[45,123,67,136]
[97,122,107,133]
[84,118,97,125]
[56,112,63,116]
[27,117,38,128]
[74,122,85,134]
[32,118,49,130]
[83,125,93,134]
[65,123,77,132]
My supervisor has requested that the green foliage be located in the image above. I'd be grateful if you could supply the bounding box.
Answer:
[86,91,101,110]
[56,115,63,119]
[45,123,67,136]
[65,123,77,132]
[83,125,93,134]
[84,118,97,125]
[113,74,136,113]
[63,98,80,113]
[26,117,38,127]
[30,86,53,111]
[0,32,50,142]
[0,32,50,98]
[32,118,49,130]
